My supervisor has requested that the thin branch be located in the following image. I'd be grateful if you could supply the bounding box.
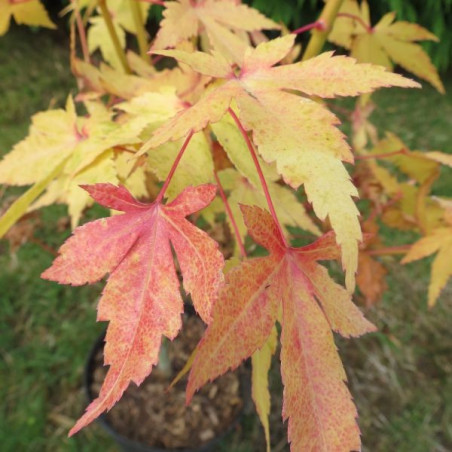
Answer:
[156,131,194,203]
[302,0,345,61]
[292,20,326,35]
[337,12,373,33]
[355,148,409,160]
[129,0,151,62]
[227,108,289,248]
[98,0,132,74]
[367,245,410,257]
[136,0,165,5]
[213,171,246,258]
[71,0,90,63]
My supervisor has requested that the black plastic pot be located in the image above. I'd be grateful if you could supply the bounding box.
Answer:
[84,325,249,452]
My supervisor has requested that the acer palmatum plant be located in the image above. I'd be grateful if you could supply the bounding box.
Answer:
[0,0,450,450]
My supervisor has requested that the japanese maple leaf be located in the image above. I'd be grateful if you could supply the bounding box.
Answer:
[402,201,452,307]
[152,0,279,64]
[42,183,224,435]
[117,90,214,200]
[187,205,376,451]
[145,34,419,290]
[88,0,150,70]
[0,0,55,35]
[328,0,444,93]
[0,97,144,229]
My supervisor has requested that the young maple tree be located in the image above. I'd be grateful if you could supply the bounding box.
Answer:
[0,0,450,450]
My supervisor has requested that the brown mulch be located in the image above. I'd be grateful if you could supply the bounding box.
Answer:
[90,312,244,449]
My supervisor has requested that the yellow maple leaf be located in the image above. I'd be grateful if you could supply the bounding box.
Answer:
[88,0,149,70]
[0,0,55,36]
[370,132,439,184]
[251,326,277,452]
[402,214,452,307]
[117,90,214,199]
[152,0,279,64]
[32,151,118,228]
[0,97,144,229]
[144,34,418,290]
[382,184,444,233]
[329,0,444,93]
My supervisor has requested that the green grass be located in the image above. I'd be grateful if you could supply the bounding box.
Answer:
[0,27,76,153]
[0,24,451,452]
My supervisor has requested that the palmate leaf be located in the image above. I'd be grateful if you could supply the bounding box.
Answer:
[87,0,150,70]
[145,34,418,290]
[187,205,376,451]
[42,183,224,435]
[402,200,452,307]
[152,0,279,64]
[328,0,444,93]
[0,0,55,36]
[0,97,145,229]
[117,90,214,200]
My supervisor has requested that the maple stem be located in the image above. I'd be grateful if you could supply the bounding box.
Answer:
[71,0,90,63]
[129,0,151,62]
[213,171,247,258]
[337,12,373,33]
[151,54,164,65]
[292,21,326,36]
[156,131,194,203]
[98,0,132,74]
[302,0,345,61]
[82,2,97,26]
[137,0,165,5]
[367,245,411,256]
[227,108,289,248]
[355,148,409,160]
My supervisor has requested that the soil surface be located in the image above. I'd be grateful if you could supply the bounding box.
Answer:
[90,312,244,449]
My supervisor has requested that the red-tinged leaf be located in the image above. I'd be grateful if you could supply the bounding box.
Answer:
[280,263,361,451]
[42,183,224,435]
[149,34,418,291]
[187,205,376,451]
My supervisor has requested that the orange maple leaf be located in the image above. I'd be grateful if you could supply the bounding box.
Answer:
[145,34,419,291]
[187,205,376,451]
[42,183,224,435]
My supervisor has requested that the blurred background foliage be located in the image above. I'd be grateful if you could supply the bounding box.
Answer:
[248,0,452,72]
[43,0,452,72]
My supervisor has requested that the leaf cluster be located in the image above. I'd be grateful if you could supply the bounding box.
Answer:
[0,1,450,450]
